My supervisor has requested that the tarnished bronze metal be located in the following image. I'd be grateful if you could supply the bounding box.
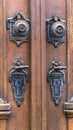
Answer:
[47,58,67,106]
[9,58,29,107]
[6,13,30,46]
[46,15,66,47]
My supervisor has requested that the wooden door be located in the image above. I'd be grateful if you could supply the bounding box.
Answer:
[0,0,31,130]
[0,0,73,130]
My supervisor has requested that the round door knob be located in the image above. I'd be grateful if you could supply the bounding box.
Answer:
[51,21,66,38]
[14,20,29,36]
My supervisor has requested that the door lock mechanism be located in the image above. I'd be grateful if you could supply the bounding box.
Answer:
[6,13,30,46]
[46,15,66,47]
[47,58,67,106]
[9,58,29,107]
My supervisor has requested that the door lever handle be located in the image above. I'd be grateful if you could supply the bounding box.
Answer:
[47,58,67,106]
[9,58,29,107]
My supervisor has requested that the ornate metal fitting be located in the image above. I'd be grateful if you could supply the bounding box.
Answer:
[9,58,29,107]
[47,58,67,106]
[46,15,66,47]
[6,13,30,46]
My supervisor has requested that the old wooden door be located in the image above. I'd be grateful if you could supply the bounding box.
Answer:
[0,0,73,130]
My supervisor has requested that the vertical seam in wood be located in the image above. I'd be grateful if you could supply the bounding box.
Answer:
[40,0,47,130]
[30,0,37,129]
[30,0,42,129]
[2,0,8,100]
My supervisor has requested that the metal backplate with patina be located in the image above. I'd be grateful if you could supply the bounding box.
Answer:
[6,13,30,46]
[47,58,67,106]
[9,58,29,107]
[46,15,66,47]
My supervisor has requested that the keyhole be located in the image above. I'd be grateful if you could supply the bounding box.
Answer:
[18,24,26,32]
[56,25,63,34]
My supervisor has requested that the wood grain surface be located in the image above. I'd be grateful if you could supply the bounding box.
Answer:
[67,0,73,130]
[46,0,67,130]
[0,0,73,130]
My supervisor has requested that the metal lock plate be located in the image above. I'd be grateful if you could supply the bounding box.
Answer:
[6,13,30,47]
[46,15,66,47]
[47,58,67,106]
[9,58,29,107]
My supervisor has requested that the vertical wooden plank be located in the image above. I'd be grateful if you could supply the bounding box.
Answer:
[30,0,42,130]
[46,0,67,130]
[40,0,47,130]
[0,0,8,130]
[0,0,4,97]
[36,0,42,129]
[30,1,37,129]
[67,0,73,99]
[6,0,31,130]
[67,0,73,129]
[2,0,8,100]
